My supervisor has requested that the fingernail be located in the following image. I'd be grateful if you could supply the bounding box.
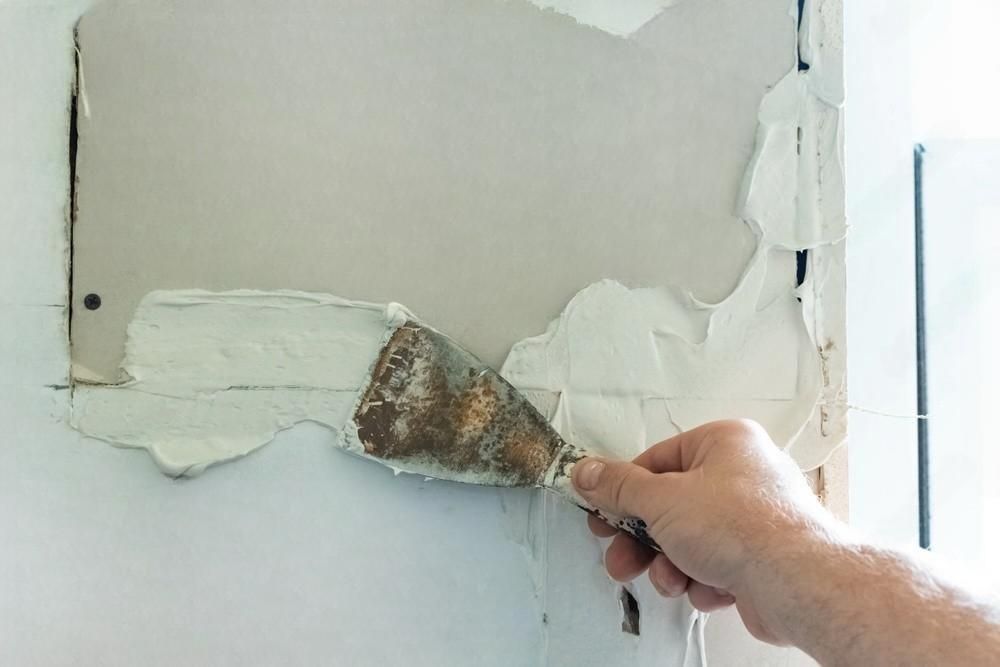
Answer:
[649,571,669,597]
[713,587,734,601]
[650,569,685,598]
[664,576,686,597]
[576,459,605,490]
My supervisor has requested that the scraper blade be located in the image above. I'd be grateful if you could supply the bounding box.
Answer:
[343,321,660,552]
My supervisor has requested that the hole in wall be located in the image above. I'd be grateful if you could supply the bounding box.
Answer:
[796,0,811,72]
[796,250,809,287]
[619,587,640,636]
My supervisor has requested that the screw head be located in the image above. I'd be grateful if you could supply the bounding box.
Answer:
[83,293,102,310]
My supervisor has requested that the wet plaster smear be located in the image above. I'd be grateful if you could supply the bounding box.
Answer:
[69,0,846,664]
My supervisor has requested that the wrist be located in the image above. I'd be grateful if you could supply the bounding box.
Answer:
[742,507,844,581]
[734,511,850,644]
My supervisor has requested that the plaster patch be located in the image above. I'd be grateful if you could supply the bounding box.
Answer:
[71,290,407,476]
[501,246,824,468]
[737,70,845,250]
[521,0,678,37]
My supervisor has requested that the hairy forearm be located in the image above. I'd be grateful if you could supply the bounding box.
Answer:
[750,529,1000,666]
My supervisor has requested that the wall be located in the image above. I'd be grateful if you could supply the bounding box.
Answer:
[0,0,842,664]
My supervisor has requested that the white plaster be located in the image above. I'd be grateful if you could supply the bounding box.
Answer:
[521,0,678,37]
[501,251,823,469]
[72,248,828,476]
[733,0,847,468]
[738,46,845,249]
[71,290,406,476]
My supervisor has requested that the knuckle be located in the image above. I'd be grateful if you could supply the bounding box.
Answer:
[724,418,765,437]
[709,419,770,452]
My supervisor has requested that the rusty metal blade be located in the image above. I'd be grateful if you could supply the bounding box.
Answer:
[347,322,572,487]
[343,321,663,553]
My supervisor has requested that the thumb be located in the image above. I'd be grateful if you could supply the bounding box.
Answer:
[572,457,665,520]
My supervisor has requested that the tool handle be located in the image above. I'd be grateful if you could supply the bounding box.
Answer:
[544,444,662,553]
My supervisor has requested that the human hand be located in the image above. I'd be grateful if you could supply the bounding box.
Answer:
[572,419,838,644]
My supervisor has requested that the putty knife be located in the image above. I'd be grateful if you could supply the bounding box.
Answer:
[343,321,661,552]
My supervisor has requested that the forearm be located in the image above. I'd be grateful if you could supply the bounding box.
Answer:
[750,529,1000,666]
[571,421,1000,661]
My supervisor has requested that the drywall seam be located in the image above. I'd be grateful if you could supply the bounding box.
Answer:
[783,0,847,465]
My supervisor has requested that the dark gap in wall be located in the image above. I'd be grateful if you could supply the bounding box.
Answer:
[619,587,640,636]
[67,27,82,350]
[794,0,809,290]
[796,0,810,71]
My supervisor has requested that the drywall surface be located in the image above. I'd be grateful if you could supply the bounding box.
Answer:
[2,0,843,665]
[70,0,795,380]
